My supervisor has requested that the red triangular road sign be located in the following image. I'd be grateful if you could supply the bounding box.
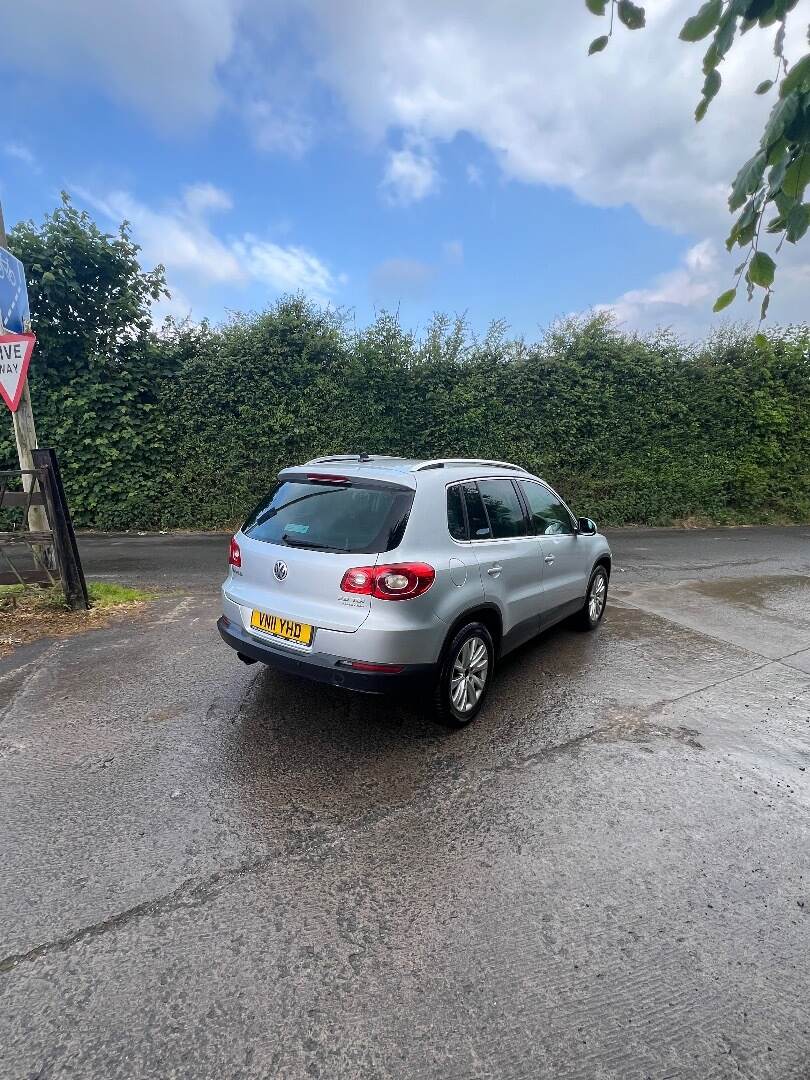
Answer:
[0,333,35,412]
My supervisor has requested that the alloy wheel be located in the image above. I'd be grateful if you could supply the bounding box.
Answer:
[589,572,607,622]
[450,635,489,713]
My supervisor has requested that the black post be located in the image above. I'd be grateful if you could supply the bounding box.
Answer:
[31,447,89,611]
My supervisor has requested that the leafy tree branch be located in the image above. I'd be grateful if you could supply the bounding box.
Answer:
[586,0,810,328]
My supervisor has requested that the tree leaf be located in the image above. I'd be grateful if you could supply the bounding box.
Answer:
[713,10,738,58]
[747,250,776,287]
[767,154,789,194]
[743,0,770,17]
[782,153,810,200]
[680,0,722,42]
[585,0,608,13]
[774,188,797,215]
[589,34,610,53]
[695,97,710,121]
[703,68,722,100]
[780,53,810,97]
[761,92,799,149]
[713,288,737,312]
[737,220,757,247]
[617,1,646,30]
[767,138,788,166]
[753,332,769,348]
[784,101,810,141]
[774,21,785,58]
[755,79,774,94]
[729,150,767,210]
[702,40,721,74]
[760,291,770,320]
[785,201,810,243]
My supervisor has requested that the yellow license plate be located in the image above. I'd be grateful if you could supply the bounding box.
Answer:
[250,610,313,645]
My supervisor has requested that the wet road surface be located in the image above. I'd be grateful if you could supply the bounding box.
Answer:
[1,527,809,1079]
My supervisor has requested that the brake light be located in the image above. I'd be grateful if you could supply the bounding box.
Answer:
[306,473,350,484]
[228,537,242,568]
[340,562,435,601]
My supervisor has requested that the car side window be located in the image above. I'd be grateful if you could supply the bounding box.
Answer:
[477,479,528,539]
[447,484,468,540]
[461,482,491,539]
[519,481,575,536]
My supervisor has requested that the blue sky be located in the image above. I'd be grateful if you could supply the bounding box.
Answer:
[3,1,807,339]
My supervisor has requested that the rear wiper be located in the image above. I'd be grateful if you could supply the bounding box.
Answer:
[281,533,347,553]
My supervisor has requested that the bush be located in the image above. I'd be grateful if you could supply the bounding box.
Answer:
[2,202,808,530]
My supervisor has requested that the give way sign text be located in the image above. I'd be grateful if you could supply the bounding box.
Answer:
[0,333,36,412]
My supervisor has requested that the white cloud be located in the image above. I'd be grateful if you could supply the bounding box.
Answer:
[597,238,810,338]
[246,100,314,157]
[11,1,810,333]
[182,183,233,216]
[294,0,809,331]
[79,187,244,285]
[5,0,239,129]
[443,240,464,265]
[76,182,341,316]
[4,143,38,170]
[233,236,338,300]
[381,144,439,205]
[598,240,719,331]
[303,0,806,233]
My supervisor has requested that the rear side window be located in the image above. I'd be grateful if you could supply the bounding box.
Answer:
[243,480,414,554]
[461,482,491,540]
[447,484,467,540]
[477,479,528,539]
[519,481,575,536]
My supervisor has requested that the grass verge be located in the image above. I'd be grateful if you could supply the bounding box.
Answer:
[0,582,157,657]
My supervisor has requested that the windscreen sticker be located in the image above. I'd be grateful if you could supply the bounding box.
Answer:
[285,522,310,534]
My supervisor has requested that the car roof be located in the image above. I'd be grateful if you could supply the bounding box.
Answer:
[286,455,538,490]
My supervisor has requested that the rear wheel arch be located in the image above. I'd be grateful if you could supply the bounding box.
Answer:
[439,604,503,664]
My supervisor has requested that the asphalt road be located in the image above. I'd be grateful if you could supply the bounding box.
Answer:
[1,527,809,1079]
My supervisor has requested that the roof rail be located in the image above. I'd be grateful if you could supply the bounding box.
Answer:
[306,454,376,464]
[412,458,525,472]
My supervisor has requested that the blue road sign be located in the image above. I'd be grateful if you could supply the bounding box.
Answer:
[0,248,30,333]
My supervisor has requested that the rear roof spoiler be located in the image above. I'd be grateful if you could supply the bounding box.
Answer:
[278,467,414,492]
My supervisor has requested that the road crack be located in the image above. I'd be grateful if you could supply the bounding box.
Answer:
[0,815,379,976]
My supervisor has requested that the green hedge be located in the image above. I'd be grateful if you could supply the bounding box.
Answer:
[5,200,808,530]
[4,298,808,530]
[161,303,810,528]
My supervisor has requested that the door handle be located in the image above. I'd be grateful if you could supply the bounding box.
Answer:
[544,555,555,565]
[487,565,503,577]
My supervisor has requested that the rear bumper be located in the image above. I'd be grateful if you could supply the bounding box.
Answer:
[217,617,435,695]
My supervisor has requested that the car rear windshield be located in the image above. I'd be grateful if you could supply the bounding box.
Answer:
[242,478,414,554]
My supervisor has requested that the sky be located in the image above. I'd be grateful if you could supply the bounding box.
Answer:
[3,0,809,341]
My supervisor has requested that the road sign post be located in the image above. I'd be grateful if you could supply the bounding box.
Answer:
[0,200,50,540]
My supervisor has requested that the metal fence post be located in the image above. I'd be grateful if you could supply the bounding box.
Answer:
[31,447,89,611]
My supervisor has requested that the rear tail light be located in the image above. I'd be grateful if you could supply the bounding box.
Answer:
[228,537,242,568]
[340,562,435,601]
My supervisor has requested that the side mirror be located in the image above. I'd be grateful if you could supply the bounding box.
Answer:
[577,517,597,535]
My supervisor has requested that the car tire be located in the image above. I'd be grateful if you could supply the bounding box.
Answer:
[576,565,609,631]
[432,621,495,727]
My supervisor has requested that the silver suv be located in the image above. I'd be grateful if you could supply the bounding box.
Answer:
[218,456,611,725]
